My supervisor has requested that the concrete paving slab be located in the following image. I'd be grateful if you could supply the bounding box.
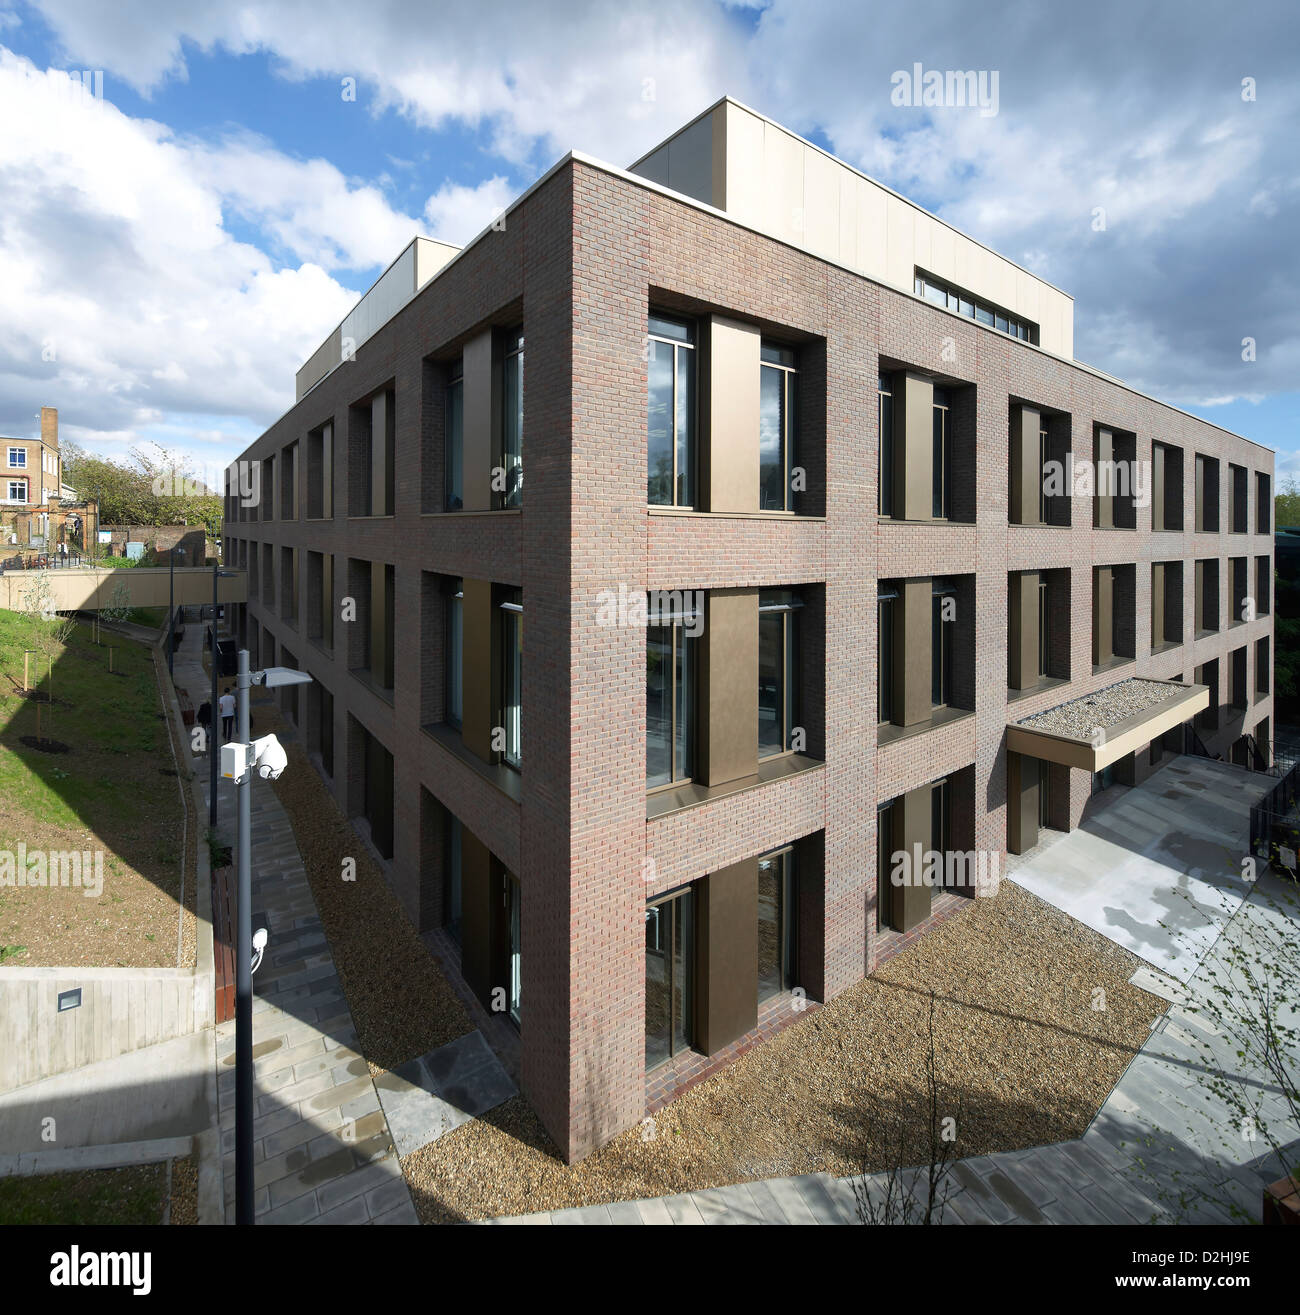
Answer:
[374,1030,516,1158]
[0,1031,210,1153]
[1009,758,1268,982]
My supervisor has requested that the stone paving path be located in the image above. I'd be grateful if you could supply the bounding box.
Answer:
[1009,757,1262,984]
[489,871,1298,1226]
[176,619,418,1224]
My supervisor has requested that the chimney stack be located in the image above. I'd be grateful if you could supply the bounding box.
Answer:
[40,406,58,449]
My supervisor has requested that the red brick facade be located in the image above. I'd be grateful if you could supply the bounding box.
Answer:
[225,155,1274,1162]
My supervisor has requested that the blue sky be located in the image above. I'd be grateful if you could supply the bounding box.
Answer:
[0,0,1296,484]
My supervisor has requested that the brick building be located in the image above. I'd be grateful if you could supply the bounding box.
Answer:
[99,524,210,564]
[224,99,1274,1162]
[1,406,69,548]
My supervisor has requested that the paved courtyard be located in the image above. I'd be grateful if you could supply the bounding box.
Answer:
[1007,757,1268,983]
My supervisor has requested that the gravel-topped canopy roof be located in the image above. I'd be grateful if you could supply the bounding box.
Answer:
[1007,676,1210,772]
[1016,678,1180,738]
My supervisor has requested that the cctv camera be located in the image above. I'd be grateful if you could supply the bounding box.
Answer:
[251,734,288,781]
[253,928,268,952]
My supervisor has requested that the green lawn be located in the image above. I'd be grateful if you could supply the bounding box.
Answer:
[0,607,188,966]
[0,609,163,827]
[121,606,167,628]
[0,1164,168,1225]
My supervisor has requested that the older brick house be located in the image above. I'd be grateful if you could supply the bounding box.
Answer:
[224,98,1274,1162]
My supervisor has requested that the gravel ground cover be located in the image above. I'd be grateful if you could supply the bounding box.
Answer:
[402,880,1165,1223]
[167,1151,198,1225]
[1018,677,1178,737]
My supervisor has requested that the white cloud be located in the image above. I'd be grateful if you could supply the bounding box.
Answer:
[190,133,422,271]
[15,0,1300,464]
[0,45,498,475]
[422,176,516,246]
[33,0,750,167]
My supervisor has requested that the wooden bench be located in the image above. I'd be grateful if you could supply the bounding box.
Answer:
[212,858,236,1024]
[175,686,195,726]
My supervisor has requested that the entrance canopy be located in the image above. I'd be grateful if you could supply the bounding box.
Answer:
[1007,677,1209,772]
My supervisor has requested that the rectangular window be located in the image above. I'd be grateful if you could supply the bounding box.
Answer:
[445,360,464,511]
[446,580,463,729]
[932,389,951,519]
[647,315,695,507]
[876,801,895,931]
[1231,646,1248,709]
[1038,423,1049,525]
[759,343,797,511]
[1231,557,1248,626]
[506,872,521,1025]
[362,728,394,860]
[1230,463,1248,533]
[1257,637,1270,696]
[280,546,297,621]
[757,847,797,1004]
[932,777,951,867]
[7,447,25,468]
[647,605,697,788]
[931,580,955,707]
[443,813,462,946]
[6,479,26,502]
[1196,660,1219,732]
[758,590,801,759]
[1038,578,1049,678]
[499,330,523,509]
[318,685,333,778]
[1257,473,1271,534]
[911,270,1041,341]
[307,422,333,519]
[877,588,896,723]
[645,888,693,1067]
[1195,454,1219,532]
[280,441,298,520]
[500,589,522,769]
[878,375,894,517]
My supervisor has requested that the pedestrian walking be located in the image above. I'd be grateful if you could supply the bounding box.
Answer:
[219,688,236,742]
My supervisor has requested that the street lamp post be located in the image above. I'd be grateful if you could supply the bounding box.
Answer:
[221,657,312,1225]
[166,546,185,676]
[209,566,235,828]
[235,649,253,1226]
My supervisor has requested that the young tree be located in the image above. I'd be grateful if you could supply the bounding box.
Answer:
[1130,875,1300,1222]
[99,581,133,626]
[851,991,961,1224]
[1275,477,1300,530]
[61,441,223,541]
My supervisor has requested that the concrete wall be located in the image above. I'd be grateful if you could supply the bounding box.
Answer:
[0,566,246,613]
[0,968,208,1093]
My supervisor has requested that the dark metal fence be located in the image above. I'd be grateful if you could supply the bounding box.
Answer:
[1249,757,1300,875]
